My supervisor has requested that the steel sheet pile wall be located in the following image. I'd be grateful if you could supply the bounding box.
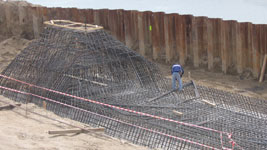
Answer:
[0,22,266,150]
[0,2,266,77]
[33,6,267,78]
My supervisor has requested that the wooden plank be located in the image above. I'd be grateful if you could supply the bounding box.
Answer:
[172,110,183,116]
[259,54,267,82]
[200,99,216,107]
[0,103,21,111]
[44,20,103,32]
[48,128,105,135]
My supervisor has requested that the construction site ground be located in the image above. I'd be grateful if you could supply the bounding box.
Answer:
[0,95,148,150]
[158,63,267,100]
[0,36,266,150]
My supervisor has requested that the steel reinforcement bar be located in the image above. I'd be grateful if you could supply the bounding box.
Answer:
[0,21,266,149]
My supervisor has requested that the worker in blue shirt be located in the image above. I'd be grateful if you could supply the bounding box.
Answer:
[171,64,184,90]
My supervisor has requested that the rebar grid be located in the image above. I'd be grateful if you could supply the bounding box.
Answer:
[0,22,266,150]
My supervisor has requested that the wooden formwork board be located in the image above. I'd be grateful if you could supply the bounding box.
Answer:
[44,20,103,32]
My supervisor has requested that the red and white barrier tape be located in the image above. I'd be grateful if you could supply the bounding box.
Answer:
[0,74,239,149]
[0,85,220,150]
[0,74,226,134]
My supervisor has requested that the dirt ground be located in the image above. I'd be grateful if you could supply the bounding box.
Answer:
[0,36,266,150]
[0,96,148,150]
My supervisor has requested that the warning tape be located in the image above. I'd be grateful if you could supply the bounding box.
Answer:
[0,74,225,134]
[0,85,220,150]
[0,74,239,149]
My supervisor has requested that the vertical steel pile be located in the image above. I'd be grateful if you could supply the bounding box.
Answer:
[0,20,266,150]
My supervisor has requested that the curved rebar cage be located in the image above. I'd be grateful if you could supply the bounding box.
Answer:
[0,20,266,150]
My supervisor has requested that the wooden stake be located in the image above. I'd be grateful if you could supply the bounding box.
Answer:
[26,99,28,117]
[259,54,267,83]
[48,128,105,135]
[188,72,191,80]
[43,101,47,110]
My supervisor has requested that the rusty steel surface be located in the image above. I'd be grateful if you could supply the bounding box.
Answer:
[22,5,267,77]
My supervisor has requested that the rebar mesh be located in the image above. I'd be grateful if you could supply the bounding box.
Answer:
[0,21,266,150]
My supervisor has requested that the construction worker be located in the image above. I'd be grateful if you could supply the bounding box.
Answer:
[171,64,184,90]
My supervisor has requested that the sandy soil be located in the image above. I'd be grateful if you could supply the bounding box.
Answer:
[0,36,266,150]
[0,96,148,150]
